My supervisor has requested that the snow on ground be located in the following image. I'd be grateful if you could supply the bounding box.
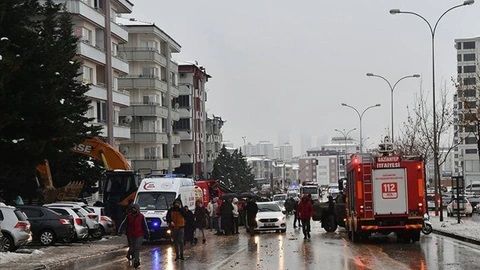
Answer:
[0,249,43,264]
[431,215,480,242]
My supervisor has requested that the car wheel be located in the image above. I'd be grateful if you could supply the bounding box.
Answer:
[99,226,106,236]
[1,234,15,252]
[281,229,286,233]
[40,230,56,246]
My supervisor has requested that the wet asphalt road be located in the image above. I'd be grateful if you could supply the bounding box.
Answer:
[63,216,480,270]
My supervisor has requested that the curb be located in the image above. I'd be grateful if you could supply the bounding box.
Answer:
[47,246,128,269]
[433,229,480,245]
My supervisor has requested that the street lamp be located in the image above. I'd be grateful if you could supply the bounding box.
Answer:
[366,73,420,143]
[341,103,381,154]
[335,128,357,175]
[390,0,474,222]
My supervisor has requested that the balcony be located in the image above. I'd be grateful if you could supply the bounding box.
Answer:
[112,0,133,13]
[61,0,105,27]
[122,48,167,65]
[180,154,193,163]
[130,132,168,143]
[172,134,181,144]
[119,76,168,92]
[170,85,179,98]
[171,110,180,121]
[85,84,130,106]
[178,108,192,118]
[78,41,106,64]
[110,21,128,43]
[170,61,179,72]
[97,123,130,139]
[132,159,168,171]
[176,130,193,140]
[112,56,129,74]
[121,104,168,118]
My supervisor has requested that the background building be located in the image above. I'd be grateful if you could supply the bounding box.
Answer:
[454,37,480,185]
[55,0,133,146]
[247,157,273,187]
[174,63,211,179]
[298,157,317,184]
[206,115,225,177]
[117,17,181,172]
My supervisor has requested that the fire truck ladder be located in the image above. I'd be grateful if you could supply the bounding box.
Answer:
[362,156,374,217]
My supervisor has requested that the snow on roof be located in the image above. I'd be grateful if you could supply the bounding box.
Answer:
[116,16,153,26]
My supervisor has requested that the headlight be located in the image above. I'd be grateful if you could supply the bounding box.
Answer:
[282,216,286,221]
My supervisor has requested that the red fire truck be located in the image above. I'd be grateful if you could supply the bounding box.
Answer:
[345,152,425,242]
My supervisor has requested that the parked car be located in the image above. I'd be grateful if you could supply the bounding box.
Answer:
[254,202,286,233]
[45,206,88,241]
[17,205,75,246]
[88,206,115,235]
[426,194,436,210]
[45,202,101,239]
[447,198,473,217]
[0,204,32,251]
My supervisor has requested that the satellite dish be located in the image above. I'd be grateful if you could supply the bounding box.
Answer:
[120,146,129,155]
[123,115,133,124]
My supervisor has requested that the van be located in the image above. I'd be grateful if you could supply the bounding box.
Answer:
[135,177,196,240]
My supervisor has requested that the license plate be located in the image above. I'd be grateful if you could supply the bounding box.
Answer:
[264,223,275,227]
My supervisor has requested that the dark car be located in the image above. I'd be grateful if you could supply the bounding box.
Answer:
[17,205,75,246]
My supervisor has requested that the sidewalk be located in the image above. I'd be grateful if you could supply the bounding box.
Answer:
[0,236,127,270]
[430,215,480,244]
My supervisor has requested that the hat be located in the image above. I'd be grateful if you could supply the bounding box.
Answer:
[232,198,238,203]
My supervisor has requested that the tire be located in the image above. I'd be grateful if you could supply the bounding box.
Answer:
[422,224,433,235]
[281,229,286,233]
[99,226,106,236]
[1,234,16,252]
[39,230,56,246]
[91,228,102,240]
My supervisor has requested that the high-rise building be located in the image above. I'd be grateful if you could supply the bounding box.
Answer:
[454,37,480,184]
[206,115,225,177]
[52,0,133,146]
[277,143,293,161]
[173,63,211,179]
[117,17,182,172]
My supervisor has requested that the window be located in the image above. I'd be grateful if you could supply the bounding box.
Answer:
[464,89,476,97]
[465,101,477,109]
[144,147,157,159]
[456,42,462,50]
[96,101,107,123]
[173,118,190,130]
[140,40,158,51]
[82,66,93,84]
[113,77,118,91]
[0,210,3,220]
[458,54,462,61]
[80,27,92,44]
[466,149,478,154]
[464,65,476,73]
[174,95,190,108]
[458,66,462,74]
[143,95,158,105]
[112,42,119,57]
[464,41,476,49]
[22,208,43,218]
[170,71,177,86]
[465,126,476,132]
[465,137,477,144]
[464,77,476,86]
[464,53,476,61]
[161,67,167,82]
[160,41,167,56]
[142,67,159,78]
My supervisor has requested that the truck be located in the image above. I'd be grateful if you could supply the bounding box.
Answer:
[344,151,425,243]
[300,182,321,201]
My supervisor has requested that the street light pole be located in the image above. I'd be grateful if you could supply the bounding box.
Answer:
[335,128,357,175]
[390,0,474,222]
[366,73,420,142]
[341,103,381,154]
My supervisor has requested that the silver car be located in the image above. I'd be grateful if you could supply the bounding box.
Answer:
[89,206,115,235]
[45,203,101,239]
[46,206,89,241]
[0,204,32,251]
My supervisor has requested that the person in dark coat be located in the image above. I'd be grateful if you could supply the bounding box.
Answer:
[166,200,186,261]
[245,198,259,235]
[183,206,195,245]
[118,204,149,268]
[220,198,234,235]
[297,195,313,240]
[194,200,207,244]
[292,197,302,228]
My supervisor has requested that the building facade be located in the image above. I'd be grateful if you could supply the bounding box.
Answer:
[117,18,182,172]
[206,115,224,176]
[454,37,480,185]
[247,157,273,187]
[173,63,211,179]
[298,157,317,184]
[54,0,133,146]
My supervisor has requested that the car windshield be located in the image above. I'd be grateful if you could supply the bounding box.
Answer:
[82,206,94,213]
[273,195,286,201]
[136,192,176,211]
[258,203,281,212]
[301,187,318,194]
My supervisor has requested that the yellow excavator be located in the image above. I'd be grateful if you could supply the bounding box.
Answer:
[36,137,138,225]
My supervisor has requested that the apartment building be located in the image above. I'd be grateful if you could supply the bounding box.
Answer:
[53,0,133,146]
[454,37,480,184]
[275,143,293,161]
[247,157,274,187]
[173,63,211,179]
[298,157,317,184]
[206,115,225,176]
[242,141,274,158]
[116,18,182,172]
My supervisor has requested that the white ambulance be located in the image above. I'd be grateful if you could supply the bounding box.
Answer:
[134,177,196,240]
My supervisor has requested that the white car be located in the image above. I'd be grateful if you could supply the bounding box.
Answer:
[45,202,102,239]
[447,198,473,217]
[46,206,89,241]
[89,206,115,235]
[254,202,286,233]
[0,204,32,251]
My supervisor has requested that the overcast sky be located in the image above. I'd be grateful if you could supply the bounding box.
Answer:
[131,0,480,155]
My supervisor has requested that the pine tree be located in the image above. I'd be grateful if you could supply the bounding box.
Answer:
[212,147,255,193]
[0,0,100,201]
[212,145,233,190]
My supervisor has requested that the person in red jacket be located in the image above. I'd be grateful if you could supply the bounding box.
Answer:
[297,195,313,240]
[118,204,149,268]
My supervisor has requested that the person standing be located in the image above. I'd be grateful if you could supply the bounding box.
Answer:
[245,198,258,235]
[118,204,149,269]
[298,195,313,239]
[194,200,207,244]
[183,206,195,246]
[292,197,301,228]
[232,198,239,234]
[220,198,234,235]
[166,200,186,261]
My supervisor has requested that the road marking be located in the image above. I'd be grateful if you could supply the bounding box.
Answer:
[210,245,248,269]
